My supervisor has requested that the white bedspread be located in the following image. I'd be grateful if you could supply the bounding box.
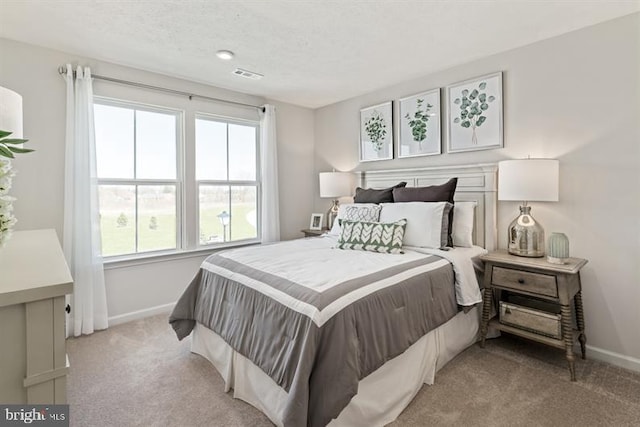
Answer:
[217,235,485,307]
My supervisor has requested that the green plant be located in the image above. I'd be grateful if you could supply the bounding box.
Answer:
[0,130,33,159]
[405,99,433,147]
[364,112,387,151]
[453,82,495,144]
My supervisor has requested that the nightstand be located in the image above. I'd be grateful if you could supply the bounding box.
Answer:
[479,250,588,381]
[301,228,327,237]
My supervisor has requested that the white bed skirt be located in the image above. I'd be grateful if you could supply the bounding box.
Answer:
[191,306,479,427]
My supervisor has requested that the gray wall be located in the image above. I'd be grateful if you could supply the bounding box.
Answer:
[267,99,316,239]
[0,38,315,321]
[314,14,640,362]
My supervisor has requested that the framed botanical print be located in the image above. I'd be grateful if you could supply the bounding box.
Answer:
[447,72,503,153]
[360,101,393,162]
[398,88,441,158]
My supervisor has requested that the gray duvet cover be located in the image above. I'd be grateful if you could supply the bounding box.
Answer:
[170,246,458,427]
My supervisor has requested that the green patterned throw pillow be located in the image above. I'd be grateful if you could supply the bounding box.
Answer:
[337,219,407,254]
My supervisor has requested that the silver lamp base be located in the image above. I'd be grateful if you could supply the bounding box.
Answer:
[326,200,339,230]
[507,205,545,258]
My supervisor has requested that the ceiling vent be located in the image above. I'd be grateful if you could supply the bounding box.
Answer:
[232,68,264,80]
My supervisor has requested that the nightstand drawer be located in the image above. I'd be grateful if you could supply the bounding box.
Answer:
[500,301,562,339]
[491,266,558,297]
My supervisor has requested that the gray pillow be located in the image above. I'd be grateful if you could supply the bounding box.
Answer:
[353,182,407,204]
[391,178,458,203]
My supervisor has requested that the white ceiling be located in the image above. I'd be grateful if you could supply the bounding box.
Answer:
[1,1,638,108]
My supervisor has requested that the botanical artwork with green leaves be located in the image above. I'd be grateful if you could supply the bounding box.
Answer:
[399,89,441,157]
[360,102,393,161]
[447,72,503,153]
[405,99,432,145]
[453,82,495,144]
[364,112,387,151]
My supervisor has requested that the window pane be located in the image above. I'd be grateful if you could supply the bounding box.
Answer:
[196,119,227,180]
[137,185,177,252]
[136,110,177,179]
[230,186,257,241]
[199,185,230,245]
[99,185,135,256]
[228,124,257,180]
[94,104,134,179]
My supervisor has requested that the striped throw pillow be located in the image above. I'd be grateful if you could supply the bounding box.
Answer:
[336,219,407,254]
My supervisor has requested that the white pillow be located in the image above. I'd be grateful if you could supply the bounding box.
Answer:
[328,203,382,235]
[379,202,452,248]
[452,201,476,247]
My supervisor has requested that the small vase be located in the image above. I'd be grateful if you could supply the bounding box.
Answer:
[547,232,569,264]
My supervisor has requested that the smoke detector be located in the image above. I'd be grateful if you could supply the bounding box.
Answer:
[232,68,264,80]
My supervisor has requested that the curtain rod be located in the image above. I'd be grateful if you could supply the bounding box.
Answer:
[57,66,264,112]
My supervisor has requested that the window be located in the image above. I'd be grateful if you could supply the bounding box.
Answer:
[94,100,181,257]
[93,98,261,259]
[196,115,260,245]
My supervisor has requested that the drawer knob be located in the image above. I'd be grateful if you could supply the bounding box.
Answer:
[65,304,71,314]
[518,279,525,284]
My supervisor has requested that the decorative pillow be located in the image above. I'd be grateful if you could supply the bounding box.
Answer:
[452,201,476,247]
[392,178,458,246]
[342,204,382,222]
[391,178,458,203]
[328,203,382,235]
[353,182,407,204]
[336,219,407,254]
[379,202,452,249]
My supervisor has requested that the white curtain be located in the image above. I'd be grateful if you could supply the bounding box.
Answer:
[63,64,108,337]
[260,104,280,243]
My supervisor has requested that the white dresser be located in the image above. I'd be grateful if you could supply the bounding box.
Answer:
[0,229,73,403]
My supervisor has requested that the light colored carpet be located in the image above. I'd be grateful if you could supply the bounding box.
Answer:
[67,314,640,427]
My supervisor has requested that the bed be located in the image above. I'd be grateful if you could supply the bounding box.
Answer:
[170,164,498,427]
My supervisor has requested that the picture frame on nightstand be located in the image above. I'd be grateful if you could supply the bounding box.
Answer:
[309,213,324,231]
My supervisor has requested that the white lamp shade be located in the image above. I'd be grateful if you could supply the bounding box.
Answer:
[319,172,353,198]
[498,159,559,202]
[0,86,23,139]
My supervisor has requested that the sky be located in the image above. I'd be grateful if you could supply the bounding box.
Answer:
[94,103,257,181]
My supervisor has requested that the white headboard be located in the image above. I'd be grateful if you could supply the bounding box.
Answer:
[358,163,498,250]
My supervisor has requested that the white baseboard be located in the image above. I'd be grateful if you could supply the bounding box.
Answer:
[108,302,175,327]
[585,344,640,373]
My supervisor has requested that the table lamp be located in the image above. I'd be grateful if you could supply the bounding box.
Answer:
[0,86,23,137]
[319,171,353,229]
[498,159,559,257]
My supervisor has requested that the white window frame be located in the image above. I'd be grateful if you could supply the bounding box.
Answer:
[194,113,261,248]
[94,98,263,264]
[94,97,184,260]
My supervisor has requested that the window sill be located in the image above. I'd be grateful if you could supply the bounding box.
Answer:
[103,240,261,270]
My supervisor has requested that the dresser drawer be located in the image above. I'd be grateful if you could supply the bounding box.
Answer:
[491,266,558,297]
